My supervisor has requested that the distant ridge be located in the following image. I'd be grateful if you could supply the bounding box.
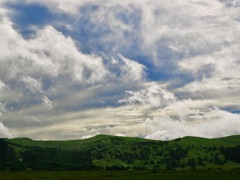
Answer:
[1,134,240,171]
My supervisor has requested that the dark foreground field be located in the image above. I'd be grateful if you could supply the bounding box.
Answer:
[0,170,240,180]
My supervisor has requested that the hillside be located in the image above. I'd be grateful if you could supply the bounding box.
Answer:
[1,135,240,171]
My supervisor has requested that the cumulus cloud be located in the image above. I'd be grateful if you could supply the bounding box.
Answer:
[0,13,108,83]
[0,12,109,117]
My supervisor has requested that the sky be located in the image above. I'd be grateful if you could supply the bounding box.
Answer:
[0,0,240,140]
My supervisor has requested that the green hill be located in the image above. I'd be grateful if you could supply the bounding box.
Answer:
[1,135,240,171]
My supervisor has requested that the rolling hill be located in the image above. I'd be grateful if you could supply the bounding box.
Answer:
[1,135,240,171]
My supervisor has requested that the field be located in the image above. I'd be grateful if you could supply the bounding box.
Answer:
[0,170,240,180]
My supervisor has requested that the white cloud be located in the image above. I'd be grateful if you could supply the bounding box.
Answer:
[178,43,240,110]
[120,83,175,108]
[0,99,12,138]
[3,0,240,68]
[21,76,43,94]
[145,108,240,140]
[115,133,125,137]
[29,26,108,84]
[0,103,6,116]
[116,54,146,82]
[9,102,239,140]
[80,134,97,139]
[0,7,148,139]
[0,80,6,90]
[41,96,53,110]
[0,122,12,138]
[0,11,109,103]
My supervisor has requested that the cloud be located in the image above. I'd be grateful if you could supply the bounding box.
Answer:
[4,0,240,68]
[145,108,240,140]
[111,54,146,83]
[0,122,12,138]
[7,0,236,83]
[0,80,6,91]
[0,12,107,86]
[178,43,240,111]
[119,83,175,108]
[220,0,240,7]
[12,103,239,140]
[0,12,111,119]
[0,0,240,140]
[41,96,53,110]
[0,7,148,138]
[0,103,6,116]
[0,27,106,86]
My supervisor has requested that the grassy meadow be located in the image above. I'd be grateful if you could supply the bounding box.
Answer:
[0,170,240,180]
[1,135,240,179]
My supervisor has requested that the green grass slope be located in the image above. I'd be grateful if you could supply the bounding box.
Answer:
[1,135,240,171]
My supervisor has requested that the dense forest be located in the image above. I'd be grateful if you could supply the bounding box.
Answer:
[1,135,240,171]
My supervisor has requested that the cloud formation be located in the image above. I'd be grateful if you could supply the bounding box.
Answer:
[0,122,12,138]
[145,108,240,140]
[0,0,240,140]
[119,83,175,108]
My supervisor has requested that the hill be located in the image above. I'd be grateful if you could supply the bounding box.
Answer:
[1,135,240,171]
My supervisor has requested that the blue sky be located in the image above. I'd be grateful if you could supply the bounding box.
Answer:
[0,0,240,140]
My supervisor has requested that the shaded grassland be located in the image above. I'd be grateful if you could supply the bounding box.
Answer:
[0,170,240,180]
